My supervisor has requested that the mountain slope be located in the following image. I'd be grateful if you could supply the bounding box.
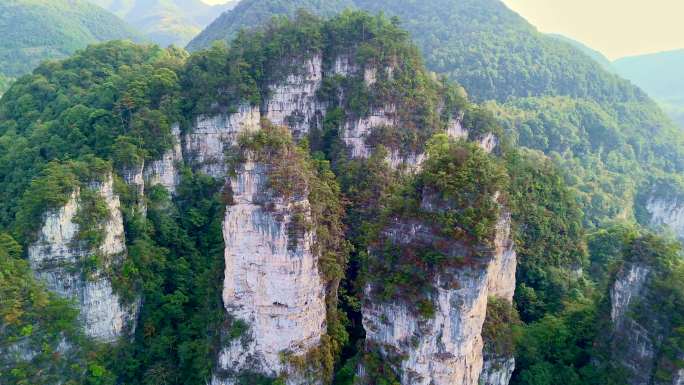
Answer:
[90,0,238,46]
[549,33,614,72]
[614,49,684,127]
[0,0,142,91]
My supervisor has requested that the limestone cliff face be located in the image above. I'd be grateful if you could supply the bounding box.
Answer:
[264,56,326,139]
[360,213,517,385]
[28,175,136,342]
[447,116,499,154]
[184,105,261,178]
[609,263,655,385]
[645,196,684,240]
[144,124,184,193]
[212,159,327,385]
[480,214,517,385]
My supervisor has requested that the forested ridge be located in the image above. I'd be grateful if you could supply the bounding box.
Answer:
[0,0,143,94]
[1,4,684,385]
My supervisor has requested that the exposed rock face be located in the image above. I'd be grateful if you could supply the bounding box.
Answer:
[479,214,517,385]
[447,115,498,154]
[480,357,516,385]
[611,263,650,327]
[487,213,517,302]
[144,124,183,193]
[212,159,326,385]
[610,263,655,385]
[184,105,261,177]
[28,175,135,342]
[361,214,517,385]
[342,105,396,159]
[646,197,684,241]
[264,56,325,139]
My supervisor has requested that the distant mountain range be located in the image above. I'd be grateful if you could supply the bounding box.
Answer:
[89,0,238,47]
[0,0,142,92]
[548,34,684,127]
[614,49,684,127]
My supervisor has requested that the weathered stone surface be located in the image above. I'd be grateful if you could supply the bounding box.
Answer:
[610,263,655,385]
[212,159,326,385]
[342,105,396,159]
[361,213,517,385]
[28,175,136,343]
[480,357,516,385]
[145,124,183,193]
[264,55,326,139]
[646,197,684,241]
[184,105,261,177]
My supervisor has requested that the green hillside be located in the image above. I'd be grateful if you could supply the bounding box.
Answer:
[0,0,142,93]
[90,0,238,47]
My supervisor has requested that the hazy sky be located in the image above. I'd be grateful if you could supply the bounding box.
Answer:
[201,0,684,60]
[502,0,684,60]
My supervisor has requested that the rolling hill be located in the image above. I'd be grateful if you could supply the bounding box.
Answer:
[0,0,142,93]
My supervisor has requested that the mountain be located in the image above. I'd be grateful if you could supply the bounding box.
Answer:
[3,7,684,385]
[0,0,142,93]
[614,49,684,127]
[189,0,683,227]
[89,0,239,47]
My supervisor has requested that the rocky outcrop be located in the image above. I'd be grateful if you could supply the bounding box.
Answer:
[28,175,136,342]
[342,105,396,159]
[480,357,516,385]
[212,159,327,385]
[360,213,517,385]
[479,214,517,385]
[611,263,650,328]
[184,105,261,177]
[645,197,684,241]
[144,124,183,193]
[264,56,326,139]
[609,263,655,385]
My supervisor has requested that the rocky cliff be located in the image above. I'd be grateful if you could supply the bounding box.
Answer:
[610,262,656,385]
[609,242,684,385]
[359,205,516,385]
[28,175,136,342]
[645,196,684,241]
[212,158,327,384]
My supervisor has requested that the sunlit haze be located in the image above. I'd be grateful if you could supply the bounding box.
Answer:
[502,0,684,59]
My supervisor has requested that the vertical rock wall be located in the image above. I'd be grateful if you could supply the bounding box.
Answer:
[609,263,655,385]
[184,105,261,177]
[28,175,136,342]
[264,55,326,139]
[144,124,184,193]
[646,197,684,241]
[212,159,327,385]
[361,214,517,385]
